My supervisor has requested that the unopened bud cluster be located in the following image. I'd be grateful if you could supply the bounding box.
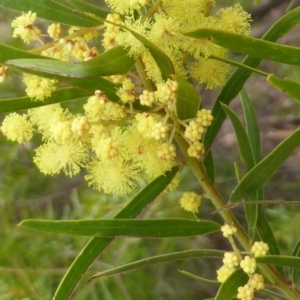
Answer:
[218,224,269,300]
[1,2,251,199]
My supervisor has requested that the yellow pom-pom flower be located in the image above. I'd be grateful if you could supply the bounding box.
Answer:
[23,74,57,101]
[1,113,33,144]
[179,192,201,213]
[11,11,41,44]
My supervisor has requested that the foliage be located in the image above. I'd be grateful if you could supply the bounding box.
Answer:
[1,1,300,299]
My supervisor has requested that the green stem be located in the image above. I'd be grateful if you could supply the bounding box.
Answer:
[175,134,300,300]
[135,58,156,91]
[210,55,268,77]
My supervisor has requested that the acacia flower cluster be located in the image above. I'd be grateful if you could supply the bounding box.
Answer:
[218,224,269,300]
[1,1,251,197]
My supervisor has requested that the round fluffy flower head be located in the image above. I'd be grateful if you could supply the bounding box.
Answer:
[191,58,230,89]
[85,157,139,195]
[223,252,240,269]
[216,4,251,36]
[240,256,256,275]
[237,284,254,300]
[248,273,264,290]
[105,0,147,14]
[216,265,234,283]
[251,241,269,257]
[0,65,8,83]
[11,11,41,44]
[148,13,181,47]
[116,17,149,58]
[34,141,88,177]
[117,78,136,104]
[187,141,205,159]
[221,223,237,238]
[95,136,120,159]
[179,191,201,213]
[1,113,33,143]
[23,74,57,101]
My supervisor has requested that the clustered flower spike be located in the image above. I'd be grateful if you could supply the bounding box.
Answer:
[251,241,269,257]
[217,229,268,300]
[2,1,251,197]
[221,223,237,238]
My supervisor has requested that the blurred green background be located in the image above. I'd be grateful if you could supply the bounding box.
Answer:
[1,1,300,299]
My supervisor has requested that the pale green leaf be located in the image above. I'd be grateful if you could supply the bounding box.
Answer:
[19,218,220,238]
[267,75,300,101]
[90,249,224,281]
[176,77,201,119]
[185,28,300,65]
[230,127,300,202]
[0,0,99,26]
[53,167,178,300]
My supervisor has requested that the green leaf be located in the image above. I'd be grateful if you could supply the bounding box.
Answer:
[221,103,255,169]
[203,7,300,151]
[256,255,300,269]
[19,218,220,238]
[239,89,262,164]
[292,238,300,284]
[215,269,248,300]
[256,213,284,276]
[7,46,135,78]
[89,249,224,281]
[52,167,178,300]
[0,87,90,113]
[0,0,99,26]
[267,75,300,101]
[230,127,300,202]
[125,28,174,80]
[0,43,48,63]
[178,270,219,285]
[66,0,109,19]
[185,28,300,66]
[176,77,201,119]
[204,150,214,184]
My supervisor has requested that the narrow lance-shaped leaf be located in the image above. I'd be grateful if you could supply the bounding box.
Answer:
[66,0,109,19]
[239,89,262,164]
[256,255,300,269]
[230,126,300,203]
[19,218,220,238]
[0,87,90,113]
[89,249,224,281]
[221,103,255,169]
[215,268,249,300]
[124,28,174,80]
[0,43,49,63]
[203,7,300,151]
[185,28,300,65]
[240,91,263,239]
[176,77,201,119]
[292,238,300,284]
[256,213,284,276]
[7,46,135,78]
[52,167,178,300]
[267,74,300,102]
[0,0,99,27]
